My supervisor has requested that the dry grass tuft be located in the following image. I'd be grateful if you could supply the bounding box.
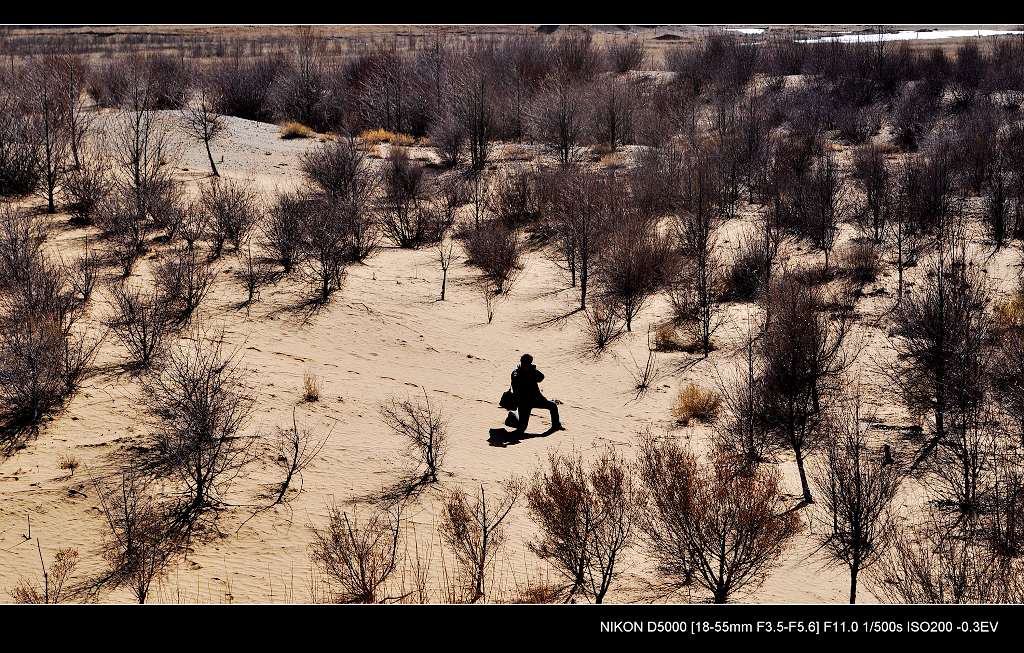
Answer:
[280,121,315,139]
[57,453,80,476]
[303,370,321,402]
[359,129,415,147]
[671,383,722,426]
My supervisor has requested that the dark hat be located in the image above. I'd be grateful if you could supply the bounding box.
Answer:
[520,353,533,365]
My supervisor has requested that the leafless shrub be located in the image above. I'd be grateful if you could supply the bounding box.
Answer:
[153,246,217,326]
[841,240,881,284]
[378,148,440,248]
[436,236,458,301]
[851,144,893,243]
[492,169,538,229]
[199,178,262,258]
[526,449,635,603]
[138,332,258,531]
[460,218,522,294]
[301,137,376,203]
[0,89,42,197]
[0,205,46,288]
[606,37,646,73]
[530,72,588,166]
[584,298,625,352]
[106,282,169,370]
[637,432,801,603]
[811,393,901,603]
[25,57,72,214]
[267,408,330,506]
[597,212,676,333]
[309,501,404,603]
[263,190,308,273]
[721,230,771,302]
[92,470,172,604]
[379,389,447,486]
[627,327,664,401]
[297,196,352,304]
[869,512,1024,603]
[9,541,79,604]
[64,149,113,226]
[237,244,270,308]
[440,482,520,603]
[714,331,775,474]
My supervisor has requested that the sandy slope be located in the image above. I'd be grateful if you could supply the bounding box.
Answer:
[0,112,1018,604]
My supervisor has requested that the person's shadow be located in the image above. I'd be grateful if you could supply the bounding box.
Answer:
[488,427,559,447]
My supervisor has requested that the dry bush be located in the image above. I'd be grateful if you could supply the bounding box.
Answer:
[841,240,881,284]
[460,218,522,295]
[526,449,635,603]
[721,230,772,302]
[637,433,801,603]
[57,452,80,476]
[672,383,722,426]
[378,148,437,248]
[379,390,447,486]
[238,244,271,308]
[9,542,79,604]
[279,121,315,139]
[0,205,46,288]
[138,333,258,530]
[300,137,376,202]
[0,91,42,197]
[597,212,676,333]
[267,409,330,506]
[358,129,415,147]
[714,333,774,474]
[584,298,625,352]
[869,512,1024,603]
[440,482,520,603]
[208,55,281,123]
[309,502,404,603]
[491,169,538,230]
[106,282,170,370]
[92,470,172,604]
[606,37,646,73]
[297,196,353,303]
[0,256,97,442]
[652,321,685,352]
[303,369,321,402]
[64,149,113,226]
[199,178,262,258]
[263,190,309,273]
[153,246,217,326]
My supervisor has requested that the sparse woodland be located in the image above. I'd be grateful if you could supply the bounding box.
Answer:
[4,25,1024,604]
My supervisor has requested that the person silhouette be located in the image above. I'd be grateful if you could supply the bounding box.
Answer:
[511,353,563,433]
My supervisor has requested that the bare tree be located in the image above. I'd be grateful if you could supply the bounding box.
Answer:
[181,81,226,177]
[153,245,217,326]
[885,241,989,473]
[811,392,901,603]
[439,481,520,602]
[27,56,72,214]
[760,273,852,504]
[637,432,801,603]
[436,235,457,301]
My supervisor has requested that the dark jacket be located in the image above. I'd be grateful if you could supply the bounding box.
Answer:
[511,364,545,405]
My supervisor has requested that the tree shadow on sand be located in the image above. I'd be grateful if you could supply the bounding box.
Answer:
[487,426,561,448]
